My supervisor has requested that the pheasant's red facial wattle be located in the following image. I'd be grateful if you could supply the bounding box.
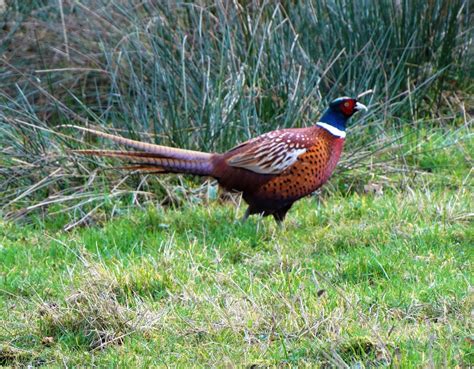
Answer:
[339,99,357,116]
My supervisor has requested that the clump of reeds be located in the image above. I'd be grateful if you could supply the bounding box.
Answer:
[0,0,471,221]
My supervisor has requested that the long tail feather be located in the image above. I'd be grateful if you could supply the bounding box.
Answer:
[66,125,212,161]
[115,165,167,173]
[73,150,213,176]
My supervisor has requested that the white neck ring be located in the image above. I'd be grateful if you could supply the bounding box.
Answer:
[316,122,346,138]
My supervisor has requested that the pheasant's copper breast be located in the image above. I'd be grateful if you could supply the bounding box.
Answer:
[254,128,344,202]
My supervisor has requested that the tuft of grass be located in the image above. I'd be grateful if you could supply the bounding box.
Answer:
[37,262,162,351]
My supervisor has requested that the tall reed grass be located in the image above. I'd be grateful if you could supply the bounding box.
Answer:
[0,0,472,220]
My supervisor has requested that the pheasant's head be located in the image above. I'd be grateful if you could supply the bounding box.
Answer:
[318,97,368,136]
[329,97,368,117]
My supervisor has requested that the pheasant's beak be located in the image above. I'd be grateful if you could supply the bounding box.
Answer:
[355,102,368,112]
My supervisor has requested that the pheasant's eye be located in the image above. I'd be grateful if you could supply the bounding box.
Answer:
[344,102,350,107]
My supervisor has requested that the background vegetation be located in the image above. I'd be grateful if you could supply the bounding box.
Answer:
[0,0,472,367]
[0,0,472,219]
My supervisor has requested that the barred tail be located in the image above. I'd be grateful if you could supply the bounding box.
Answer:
[66,125,212,161]
[73,150,214,176]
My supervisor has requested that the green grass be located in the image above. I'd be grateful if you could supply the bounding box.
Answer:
[0,1,472,367]
[1,137,472,367]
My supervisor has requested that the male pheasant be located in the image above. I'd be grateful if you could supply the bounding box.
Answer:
[71,97,367,222]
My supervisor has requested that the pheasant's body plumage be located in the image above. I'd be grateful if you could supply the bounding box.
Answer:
[71,97,367,222]
[211,127,345,220]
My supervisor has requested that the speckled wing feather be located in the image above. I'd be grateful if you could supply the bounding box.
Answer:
[226,130,313,175]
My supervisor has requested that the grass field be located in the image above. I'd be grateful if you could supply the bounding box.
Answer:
[1,128,472,367]
[0,1,473,367]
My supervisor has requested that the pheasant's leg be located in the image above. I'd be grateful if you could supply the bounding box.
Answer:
[272,204,293,224]
[241,207,251,222]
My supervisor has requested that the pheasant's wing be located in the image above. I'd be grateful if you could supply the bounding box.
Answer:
[226,130,313,174]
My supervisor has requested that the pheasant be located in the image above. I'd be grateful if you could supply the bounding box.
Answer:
[71,97,367,222]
